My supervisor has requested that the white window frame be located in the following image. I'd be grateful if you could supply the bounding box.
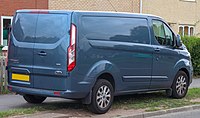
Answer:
[179,25,195,36]
[1,16,13,46]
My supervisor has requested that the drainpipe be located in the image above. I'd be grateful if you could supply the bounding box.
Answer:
[140,0,143,14]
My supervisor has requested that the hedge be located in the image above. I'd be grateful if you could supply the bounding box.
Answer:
[181,36,200,76]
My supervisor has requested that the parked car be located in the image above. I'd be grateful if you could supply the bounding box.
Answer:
[7,10,193,114]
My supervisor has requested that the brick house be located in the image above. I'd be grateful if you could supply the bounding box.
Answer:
[0,0,48,56]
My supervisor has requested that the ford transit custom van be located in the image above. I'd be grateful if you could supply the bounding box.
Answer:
[7,10,193,114]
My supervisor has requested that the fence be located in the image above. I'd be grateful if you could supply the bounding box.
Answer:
[0,56,7,94]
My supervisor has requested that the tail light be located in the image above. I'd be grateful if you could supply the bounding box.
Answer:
[67,24,77,71]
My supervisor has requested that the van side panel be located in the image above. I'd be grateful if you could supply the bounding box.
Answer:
[70,12,153,94]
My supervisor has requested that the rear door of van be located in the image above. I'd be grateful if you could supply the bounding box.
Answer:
[8,11,71,90]
[8,12,37,87]
[33,12,71,90]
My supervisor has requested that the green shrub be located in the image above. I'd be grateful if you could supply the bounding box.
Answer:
[181,36,200,75]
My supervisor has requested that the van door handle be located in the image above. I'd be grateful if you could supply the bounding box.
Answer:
[55,71,62,75]
[154,48,160,52]
[38,51,47,56]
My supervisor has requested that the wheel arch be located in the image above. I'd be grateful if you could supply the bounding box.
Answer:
[179,68,190,80]
[82,60,121,104]
[173,58,192,85]
[96,73,115,91]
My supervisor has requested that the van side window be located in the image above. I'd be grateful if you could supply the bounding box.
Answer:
[164,24,173,46]
[152,20,174,46]
[82,16,150,44]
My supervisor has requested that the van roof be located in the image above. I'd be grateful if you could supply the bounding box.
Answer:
[16,9,162,19]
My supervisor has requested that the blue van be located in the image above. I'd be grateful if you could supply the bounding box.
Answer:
[7,10,193,114]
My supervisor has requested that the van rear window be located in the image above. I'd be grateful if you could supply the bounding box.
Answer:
[13,13,37,43]
[12,13,68,43]
[81,16,150,44]
[35,14,68,44]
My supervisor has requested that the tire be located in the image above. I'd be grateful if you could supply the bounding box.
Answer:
[171,71,189,99]
[23,94,46,104]
[88,79,114,114]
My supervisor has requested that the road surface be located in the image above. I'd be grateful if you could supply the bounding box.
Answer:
[149,109,200,118]
[0,95,73,111]
[190,78,200,88]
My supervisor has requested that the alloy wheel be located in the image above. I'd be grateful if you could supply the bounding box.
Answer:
[176,75,187,96]
[96,85,111,109]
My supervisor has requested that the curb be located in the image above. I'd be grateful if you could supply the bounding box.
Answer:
[117,104,200,118]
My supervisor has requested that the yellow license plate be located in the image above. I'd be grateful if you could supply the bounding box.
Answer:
[12,73,30,82]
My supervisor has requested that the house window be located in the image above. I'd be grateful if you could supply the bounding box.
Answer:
[179,25,194,36]
[179,27,184,36]
[190,27,194,36]
[1,16,13,47]
[184,26,189,36]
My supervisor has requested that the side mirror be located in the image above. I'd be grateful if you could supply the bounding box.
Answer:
[176,34,182,47]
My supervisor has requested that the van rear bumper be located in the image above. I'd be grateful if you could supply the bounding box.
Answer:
[8,85,88,99]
